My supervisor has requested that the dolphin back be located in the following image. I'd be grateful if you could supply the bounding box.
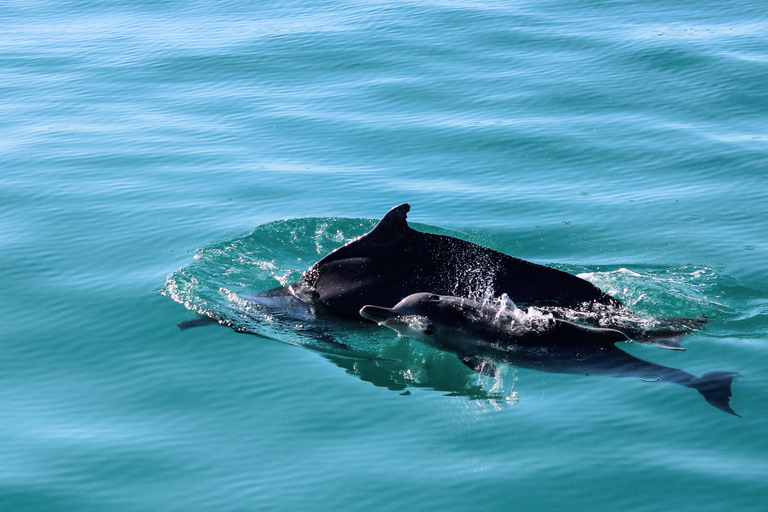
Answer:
[304,203,619,317]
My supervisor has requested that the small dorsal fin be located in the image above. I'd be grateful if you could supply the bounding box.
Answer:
[366,203,411,244]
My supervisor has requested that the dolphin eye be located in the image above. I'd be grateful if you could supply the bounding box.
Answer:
[423,323,435,335]
[429,295,440,301]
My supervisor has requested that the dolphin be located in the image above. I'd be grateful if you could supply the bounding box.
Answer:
[300,203,619,318]
[293,203,701,341]
[181,203,701,343]
[180,204,707,349]
[360,293,740,416]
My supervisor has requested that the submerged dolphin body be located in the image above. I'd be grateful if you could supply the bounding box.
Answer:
[300,203,618,318]
[360,293,740,416]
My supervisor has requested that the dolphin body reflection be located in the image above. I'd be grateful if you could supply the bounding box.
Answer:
[360,293,740,416]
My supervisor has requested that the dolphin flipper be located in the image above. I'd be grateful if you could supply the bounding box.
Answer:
[637,334,687,351]
[460,355,499,377]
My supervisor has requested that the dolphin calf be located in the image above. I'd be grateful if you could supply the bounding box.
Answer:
[360,293,740,416]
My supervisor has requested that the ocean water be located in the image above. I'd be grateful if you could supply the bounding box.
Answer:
[2,1,767,510]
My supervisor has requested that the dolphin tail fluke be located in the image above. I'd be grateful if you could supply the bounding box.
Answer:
[689,371,741,417]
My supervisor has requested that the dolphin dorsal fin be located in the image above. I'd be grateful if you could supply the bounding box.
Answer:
[307,204,412,270]
[366,203,411,244]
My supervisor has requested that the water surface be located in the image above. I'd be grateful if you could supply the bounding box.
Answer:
[2,1,767,510]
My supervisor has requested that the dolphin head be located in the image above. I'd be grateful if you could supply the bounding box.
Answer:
[360,293,485,350]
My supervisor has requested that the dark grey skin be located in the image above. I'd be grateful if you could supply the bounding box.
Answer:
[301,203,619,317]
[360,293,740,416]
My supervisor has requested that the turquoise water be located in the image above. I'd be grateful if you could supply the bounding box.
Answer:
[2,1,767,510]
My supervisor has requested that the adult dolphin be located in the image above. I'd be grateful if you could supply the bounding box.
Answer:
[360,293,740,416]
[185,204,699,344]
[300,203,619,319]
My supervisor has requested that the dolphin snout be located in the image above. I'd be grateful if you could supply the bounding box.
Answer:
[359,305,399,323]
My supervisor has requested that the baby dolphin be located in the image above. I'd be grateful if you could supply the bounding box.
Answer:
[360,293,740,416]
